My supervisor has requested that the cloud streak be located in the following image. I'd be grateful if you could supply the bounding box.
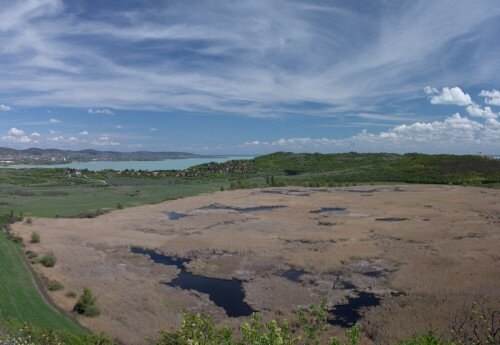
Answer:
[0,0,499,118]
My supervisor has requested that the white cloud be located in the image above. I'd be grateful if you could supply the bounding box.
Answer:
[30,132,41,137]
[116,125,122,129]
[48,136,64,142]
[0,104,13,111]
[49,118,61,123]
[2,134,31,144]
[150,128,157,131]
[88,108,115,115]
[69,136,77,141]
[80,130,89,135]
[8,127,25,136]
[91,134,120,147]
[479,89,500,106]
[423,86,438,95]
[19,135,32,143]
[466,104,498,119]
[243,113,499,153]
[429,87,473,106]
[49,129,60,134]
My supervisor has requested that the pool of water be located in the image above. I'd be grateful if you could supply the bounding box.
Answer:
[329,292,380,327]
[310,207,347,216]
[165,212,190,220]
[131,247,253,317]
[199,203,285,213]
[280,268,307,283]
[375,217,409,222]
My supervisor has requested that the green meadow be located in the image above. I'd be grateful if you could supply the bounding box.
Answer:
[0,230,84,332]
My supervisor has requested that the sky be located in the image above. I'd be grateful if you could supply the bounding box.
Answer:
[0,0,499,154]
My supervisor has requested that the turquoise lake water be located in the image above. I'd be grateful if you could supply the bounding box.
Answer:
[4,156,254,171]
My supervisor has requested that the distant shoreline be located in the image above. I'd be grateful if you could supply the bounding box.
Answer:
[0,156,255,171]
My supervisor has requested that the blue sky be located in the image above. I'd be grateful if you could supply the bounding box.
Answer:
[0,0,499,154]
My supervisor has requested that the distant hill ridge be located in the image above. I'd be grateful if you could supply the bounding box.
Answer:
[0,147,210,164]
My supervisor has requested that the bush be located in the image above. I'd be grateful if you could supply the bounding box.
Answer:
[40,251,57,267]
[48,280,64,291]
[26,216,33,224]
[73,288,101,317]
[65,291,77,299]
[116,203,124,209]
[30,231,40,243]
[83,305,101,317]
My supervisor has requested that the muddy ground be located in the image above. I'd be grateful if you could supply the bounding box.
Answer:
[12,185,500,344]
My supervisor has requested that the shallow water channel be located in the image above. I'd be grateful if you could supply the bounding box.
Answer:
[131,247,253,317]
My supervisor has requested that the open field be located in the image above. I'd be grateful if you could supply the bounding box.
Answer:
[0,230,84,332]
[11,185,500,344]
[1,152,499,218]
[0,168,222,217]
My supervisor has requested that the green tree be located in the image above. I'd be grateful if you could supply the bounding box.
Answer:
[73,288,101,317]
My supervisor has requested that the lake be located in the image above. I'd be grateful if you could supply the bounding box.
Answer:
[3,156,254,171]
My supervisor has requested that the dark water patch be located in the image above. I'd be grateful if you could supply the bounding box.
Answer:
[261,189,311,196]
[130,247,253,317]
[310,207,347,216]
[329,292,380,327]
[341,281,356,289]
[375,217,409,222]
[166,212,190,220]
[131,247,190,268]
[200,203,285,213]
[345,189,378,193]
[363,271,383,278]
[260,190,284,195]
[280,268,307,283]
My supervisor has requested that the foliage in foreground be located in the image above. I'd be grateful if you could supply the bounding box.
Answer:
[1,297,498,345]
[0,317,113,345]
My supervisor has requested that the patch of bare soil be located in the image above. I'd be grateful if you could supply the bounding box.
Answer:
[12,185,500,345]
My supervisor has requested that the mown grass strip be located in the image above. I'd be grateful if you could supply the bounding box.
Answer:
[0,230,83,333]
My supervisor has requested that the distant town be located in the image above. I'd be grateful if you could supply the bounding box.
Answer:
[0,147,206,166]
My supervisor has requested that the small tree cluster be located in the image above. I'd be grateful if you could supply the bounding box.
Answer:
[73,288,101,317]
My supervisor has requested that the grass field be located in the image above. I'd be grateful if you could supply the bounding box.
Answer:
[0,230,83,332]
[0,179,222,217]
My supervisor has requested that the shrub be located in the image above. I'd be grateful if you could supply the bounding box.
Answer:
[74,288,101,317]
[83,305,101,317]
[40,251,57,267]
[30,231,40,243]
[116,203,124,209]
[26,216,33,224]
[65,291,77,299]
[48,281,64,291]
